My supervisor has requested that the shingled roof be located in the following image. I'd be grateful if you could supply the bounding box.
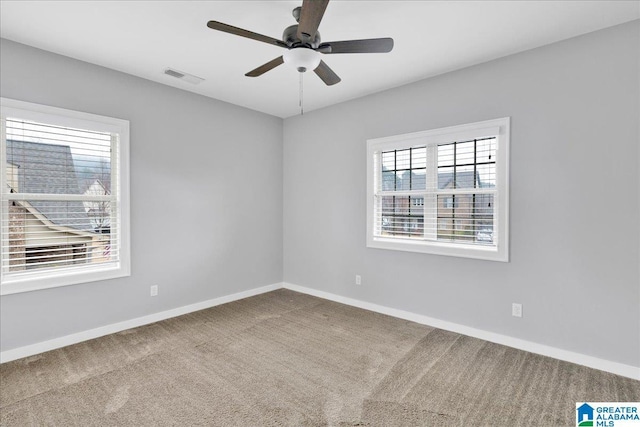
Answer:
[382,170,482,191]
[6,140,94,233]
[438,170,478,189]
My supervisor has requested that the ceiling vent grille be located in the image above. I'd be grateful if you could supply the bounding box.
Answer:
[163,68,205,85]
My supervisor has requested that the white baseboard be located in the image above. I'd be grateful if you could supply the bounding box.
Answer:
[0,282,283,364]
[282,282,640,381]
[3,281,638,381]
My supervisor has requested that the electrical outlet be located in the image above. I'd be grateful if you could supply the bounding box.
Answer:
[512,303,522,318]
[150,285,158,297]
[355,275,362,285]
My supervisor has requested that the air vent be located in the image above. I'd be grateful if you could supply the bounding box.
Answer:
[163,68,205,85]
[164,68,184,78]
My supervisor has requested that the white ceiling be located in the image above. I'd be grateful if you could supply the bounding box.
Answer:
[1,1,638,118]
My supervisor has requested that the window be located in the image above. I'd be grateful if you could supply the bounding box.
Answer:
[443,196,456,209]
[1,98,130,294]
[366,118,509,261]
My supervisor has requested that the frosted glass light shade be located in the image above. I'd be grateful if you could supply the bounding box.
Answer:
[283,48,321,72]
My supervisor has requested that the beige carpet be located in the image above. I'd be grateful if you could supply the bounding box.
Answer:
[1,289,638,426]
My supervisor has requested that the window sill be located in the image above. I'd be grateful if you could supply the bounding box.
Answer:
[367,236,508,262]
[0,263,130,295]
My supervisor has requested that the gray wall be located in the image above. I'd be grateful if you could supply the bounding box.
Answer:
[283,21,640,367]
[0,39,283,351]
[2,21,638,368]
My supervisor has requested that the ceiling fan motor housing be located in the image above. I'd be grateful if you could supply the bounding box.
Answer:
[283,25,321,48]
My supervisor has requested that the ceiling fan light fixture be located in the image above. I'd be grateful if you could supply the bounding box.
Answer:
[283,47,321,73]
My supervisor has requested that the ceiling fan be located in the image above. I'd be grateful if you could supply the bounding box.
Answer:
[206,0,394,86]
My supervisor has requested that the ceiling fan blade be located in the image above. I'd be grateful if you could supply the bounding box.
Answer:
[245,56,284,77]
[314,60,341,86]
[207,21,288,49]
[318,38,394,54]
[297,0,329,42]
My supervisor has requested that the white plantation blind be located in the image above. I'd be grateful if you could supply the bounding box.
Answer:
[1,98,130,294]
[374,138,497,245]
[367,118,509,262]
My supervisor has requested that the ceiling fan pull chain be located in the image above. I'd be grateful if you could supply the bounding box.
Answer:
[299,72,304,115]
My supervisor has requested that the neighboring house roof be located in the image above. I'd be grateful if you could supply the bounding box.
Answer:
[6,140,94,232]
[382,169,484,191]
[438,171,478,189]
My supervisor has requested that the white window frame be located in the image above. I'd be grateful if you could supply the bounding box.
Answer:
[366,117,509,262]
[0,98,130,294]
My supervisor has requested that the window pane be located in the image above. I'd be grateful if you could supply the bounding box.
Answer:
[396,171,407,190]
[437,194,495,245]
[412,170,426,190]
[411,147,426,169]
[5,121,111,196]
[381,147,427,191]
[476,138,496,163]
[456,140,475,165]
[437,138,498,190]
[3,118,117,277]
[477,163,496,188]
[474,194,494,217]
[382,151,395,170]
[438,166,454,189]
[4,200,115,273]
[396,149,410,170]
[438,143,454,167]
[455,165,476,189]
[379,196,424,238]
[382,170,396,191]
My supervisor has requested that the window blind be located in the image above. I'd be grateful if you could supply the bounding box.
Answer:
[1,118,120,276]
[373,137,498,246]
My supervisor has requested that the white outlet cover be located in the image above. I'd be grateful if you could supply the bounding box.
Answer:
[512,303,522,317]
